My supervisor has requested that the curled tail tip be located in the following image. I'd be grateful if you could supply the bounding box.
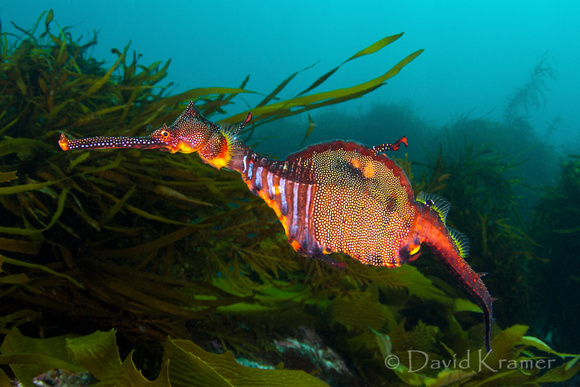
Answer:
[59,134,70,151]
[397,136,409,149]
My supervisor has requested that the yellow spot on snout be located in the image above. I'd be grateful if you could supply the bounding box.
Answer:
[177,142,197,154]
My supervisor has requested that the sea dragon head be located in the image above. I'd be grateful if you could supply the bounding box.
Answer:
[59,101,253,169]
[398,192,495,353]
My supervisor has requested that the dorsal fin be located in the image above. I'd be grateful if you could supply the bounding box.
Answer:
[448,227,470,258]
[416,192,451,224]
[183,101,203,118]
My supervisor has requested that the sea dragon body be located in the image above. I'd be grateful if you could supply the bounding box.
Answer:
[59,101,495,352]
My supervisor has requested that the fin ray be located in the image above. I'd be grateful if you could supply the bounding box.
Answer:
[417,192,451,224]
[448,227,470,258]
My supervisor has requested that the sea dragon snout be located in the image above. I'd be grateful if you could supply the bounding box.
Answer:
[58,132,172,152]
[59,101,495,352]
[59,103,252,169]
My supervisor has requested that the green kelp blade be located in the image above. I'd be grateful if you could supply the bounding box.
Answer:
[99,226,198,259]
[163,337,329,387]
[226,48,424,126]
[95,261,252,307]
[1,330,170,386]
[296,33,405,97]
[0,171,17,183]
[466,324,529,370]
[98,184,136,225]
[293,48,424,107]
[328,289,395,332]
[144,58,172,84]
[70,104,126,126]
[1,255,83,288]
[88,269,209,317]
[200,75,251,116]
[394,264,454,305]
[536,356,580,383]
[67,151,91,170]
[0,273,29,285]
[300,114,316,147]
[95,355,171,387]
[0,368,11,385]
[66,330,121,381]
[0,180,58,196]
[152,184,214,207]
[145,87,255,115]
[0,153,122,199]
[82,45,126,98]
[95,263,249,309]
[0,330,84,386]
[0,138,53,158]
[44,9,54,31]
[0,237,42,255]
[518,335,578,358]
[256,62,318,108]
[453,298,482,314]
[1,187,69,236]
[87,181,205,227]
[348,33,404,61]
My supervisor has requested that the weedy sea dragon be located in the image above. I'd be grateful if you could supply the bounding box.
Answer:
[59,101,495,352]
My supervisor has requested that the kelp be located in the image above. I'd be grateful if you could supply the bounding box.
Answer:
[0,329,328,386]
[225,35,423,131]
[1,9,578,386]
[377,324,580,386]
[531,155,580,353]
[0,171,17,183]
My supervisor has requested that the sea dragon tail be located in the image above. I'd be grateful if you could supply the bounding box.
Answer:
[415,193,495,352]
[435,244,495,353]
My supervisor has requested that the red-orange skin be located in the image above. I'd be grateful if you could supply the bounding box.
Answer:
[59,101,495,352]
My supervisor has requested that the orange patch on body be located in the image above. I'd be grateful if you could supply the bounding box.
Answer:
[177,141,197,153]
[205,136,232,169]
[290,240,302,251]
[363,163,375,178]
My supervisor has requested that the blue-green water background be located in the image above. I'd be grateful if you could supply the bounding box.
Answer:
[2,0,579,152]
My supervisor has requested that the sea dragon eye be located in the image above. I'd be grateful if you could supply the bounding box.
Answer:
[161,130,169,137]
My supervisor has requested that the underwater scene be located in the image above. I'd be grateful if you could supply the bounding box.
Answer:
[1,2,579,386]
